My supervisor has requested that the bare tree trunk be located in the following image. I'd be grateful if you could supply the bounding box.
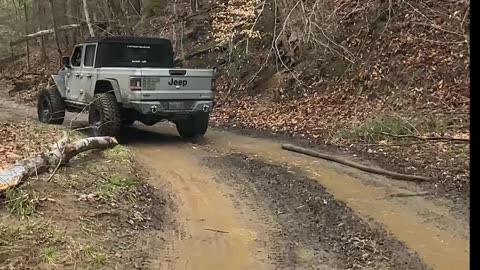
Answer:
[180,21,185,65]
[120,0,127,15]
[39,37,48,61]
[48,0,63,66]
[23,2,30,68]
[101,1,112,22]
[82,0,95,37]
[66,0,76,46]
[131,0,141,15]
[108,0,121,18]
[172,0,177,55]
[190,0,197,13]
[11,0,20,22]
[33,0,48,61]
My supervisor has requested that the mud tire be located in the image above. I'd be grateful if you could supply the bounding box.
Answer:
[37,87,66,125]
[88,93,121,137]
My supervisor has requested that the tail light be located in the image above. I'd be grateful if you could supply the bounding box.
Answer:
[130,77,142,91]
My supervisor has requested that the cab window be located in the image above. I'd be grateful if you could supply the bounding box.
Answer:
[83,44,96,67]
[71,46,83,67]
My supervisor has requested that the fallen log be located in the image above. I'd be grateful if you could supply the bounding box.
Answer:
[9,21,108,46]
[0,132,118,191]
[281,144,432,182]
[10,24,81,46]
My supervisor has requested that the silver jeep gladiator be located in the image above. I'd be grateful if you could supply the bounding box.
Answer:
[37,36,216,139]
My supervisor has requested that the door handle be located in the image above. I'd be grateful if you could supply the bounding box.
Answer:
[86,73,92,78]
[79,74,84,79]
[74,73,80,77]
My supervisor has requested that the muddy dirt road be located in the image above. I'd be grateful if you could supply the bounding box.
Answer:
[0,98,470,270]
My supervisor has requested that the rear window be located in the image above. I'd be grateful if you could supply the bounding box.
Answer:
[95,42,174,68]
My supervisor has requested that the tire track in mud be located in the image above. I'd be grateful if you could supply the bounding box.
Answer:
[203,130,469,270]
[127,138,272,270]
[121,125,429,270]
[202,151,429,270]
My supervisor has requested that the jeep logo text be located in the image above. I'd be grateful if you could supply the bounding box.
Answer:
[168,78,188,87]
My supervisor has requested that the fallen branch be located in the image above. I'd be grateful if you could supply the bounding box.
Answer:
[387,191,433,198]
[281,144,432,182]
[10,21,108,46]
[204,228,229,234]
[10,24,81,46]
[0,133,118,191]
[381,132,469,143]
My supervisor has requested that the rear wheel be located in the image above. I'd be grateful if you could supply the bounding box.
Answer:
[88,93,121,137]
[176,113,209,139]
[37,87,65,125]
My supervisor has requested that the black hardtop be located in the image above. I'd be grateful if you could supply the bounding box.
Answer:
[85,36,174,68]
[81,36,172,45]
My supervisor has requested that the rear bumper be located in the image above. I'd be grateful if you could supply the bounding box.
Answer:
[129,100,214,115]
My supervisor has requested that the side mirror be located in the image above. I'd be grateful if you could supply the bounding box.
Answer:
[62,56,71,68]
[213,67,219,76]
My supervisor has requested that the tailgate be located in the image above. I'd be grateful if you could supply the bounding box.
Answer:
[140,69,214,91]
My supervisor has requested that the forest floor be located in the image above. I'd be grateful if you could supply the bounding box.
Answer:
[0,89,469,269]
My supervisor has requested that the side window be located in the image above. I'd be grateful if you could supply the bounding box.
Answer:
[71,46,83,67]
[84,45,96,67]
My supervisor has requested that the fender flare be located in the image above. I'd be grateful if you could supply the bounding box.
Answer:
[95,79,122,103]
[51,74,66,98]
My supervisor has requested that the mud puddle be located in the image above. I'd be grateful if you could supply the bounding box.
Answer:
[204,151,429,270]
[205,131,470,270]
[125,132,272,270]
[201,130,470,270]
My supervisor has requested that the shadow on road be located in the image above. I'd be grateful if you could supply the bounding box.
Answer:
[120,124,212,146]
[118,125,184,145]
[65,117,210,146]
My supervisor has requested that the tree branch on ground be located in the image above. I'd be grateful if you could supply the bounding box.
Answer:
[281,144,432,182]
[0,133,118,192]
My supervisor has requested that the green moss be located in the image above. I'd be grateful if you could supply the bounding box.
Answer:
[104,146,130,161]
[5,189,39,218]
[97,175,137,199]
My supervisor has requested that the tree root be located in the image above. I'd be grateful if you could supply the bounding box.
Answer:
[281,144,432,182]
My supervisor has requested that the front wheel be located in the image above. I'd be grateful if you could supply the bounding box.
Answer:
[37,87,65,125]
[176,113,209,139]
[88,93,121,137]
